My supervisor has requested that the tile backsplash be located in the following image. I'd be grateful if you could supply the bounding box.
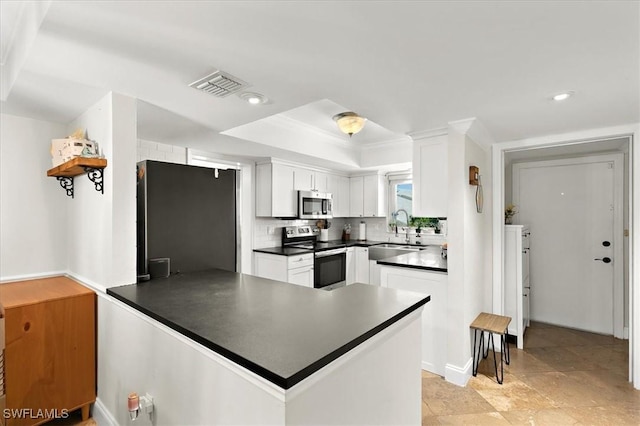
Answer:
[254,217,446,248]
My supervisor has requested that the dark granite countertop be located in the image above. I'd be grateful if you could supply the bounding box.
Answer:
[377,246,448,272]
[253,246,313,256]
[107,269,429,389]
[253,240,386,256]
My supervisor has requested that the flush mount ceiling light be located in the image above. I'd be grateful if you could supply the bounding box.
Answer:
[332,112,366,137]
[239,92,268,105]
[552,91,574,101]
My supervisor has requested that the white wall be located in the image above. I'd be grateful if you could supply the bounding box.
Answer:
[463,135,493,354]
[97,294,285,426]
[360,138,413,169]
[444,119,493,386]
[0,114,67,280]
[66,93,137,290]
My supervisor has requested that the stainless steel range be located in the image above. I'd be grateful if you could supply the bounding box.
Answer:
[282,226,347,291]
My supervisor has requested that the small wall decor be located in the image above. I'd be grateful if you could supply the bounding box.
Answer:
[469,166,483,213]
[469,166,479,185]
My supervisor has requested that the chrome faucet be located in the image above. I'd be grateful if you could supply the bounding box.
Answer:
[394,209,411,244]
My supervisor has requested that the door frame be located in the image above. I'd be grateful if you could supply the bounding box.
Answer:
[511,154,624,337]
[490,123,638,389]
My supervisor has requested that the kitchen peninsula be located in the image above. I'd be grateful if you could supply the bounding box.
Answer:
[379,246,448,376]
[107,268,429,425]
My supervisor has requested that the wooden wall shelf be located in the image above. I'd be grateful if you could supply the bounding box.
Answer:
[47,157,107,198]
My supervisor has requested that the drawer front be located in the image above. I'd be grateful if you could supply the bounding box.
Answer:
[287,254,314,269]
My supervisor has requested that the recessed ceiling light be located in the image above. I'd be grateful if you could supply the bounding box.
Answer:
[239,92,267,105]
[552,91,574,101]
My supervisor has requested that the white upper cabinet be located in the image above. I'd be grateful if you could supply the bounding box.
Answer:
[293,167,315,191]
[314,172,329,193]
[293,168,330,193]
[349,176,365,217]
[327,174,350,217]
[412,134,448,217]
[363,174,386,217]
[256,160,350,218]
[256,162,297,217]
[350,174,386,217]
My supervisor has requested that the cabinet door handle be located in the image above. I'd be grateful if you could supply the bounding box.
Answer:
[594,257,612,263]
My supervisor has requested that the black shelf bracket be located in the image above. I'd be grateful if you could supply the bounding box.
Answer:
[84,167,104,194]
[57,176,74,198]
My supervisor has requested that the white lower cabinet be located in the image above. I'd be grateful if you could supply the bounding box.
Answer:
[345,247,355,284]
[380,266,447,376]
[369,260,381,286]
[254,252,314,287]
[288,264,314,287]
[354,247,370,284]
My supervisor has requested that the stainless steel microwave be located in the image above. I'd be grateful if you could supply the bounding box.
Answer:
[298,191,333,219]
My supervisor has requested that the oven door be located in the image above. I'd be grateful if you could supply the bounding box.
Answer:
[314,249,346,290]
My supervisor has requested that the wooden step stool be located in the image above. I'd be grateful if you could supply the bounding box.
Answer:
[470,312,511,384]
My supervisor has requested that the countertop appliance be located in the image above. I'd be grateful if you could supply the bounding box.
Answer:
[137,161,238,279]
[298,191,333,219]
[282,226,346,290]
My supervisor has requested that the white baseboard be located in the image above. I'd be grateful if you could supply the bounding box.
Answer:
[93,398,117,426]
[422,361,444,377]
[0,270,67,283]
[444,357,473,387]
[624,327,629,339]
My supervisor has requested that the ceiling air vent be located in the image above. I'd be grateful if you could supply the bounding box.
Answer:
[189,70,249,98]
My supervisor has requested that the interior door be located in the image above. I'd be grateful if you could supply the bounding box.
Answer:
[514,158,616,335]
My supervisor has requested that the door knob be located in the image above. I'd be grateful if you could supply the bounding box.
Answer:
[594,257,612,263]
[602,241,611,247]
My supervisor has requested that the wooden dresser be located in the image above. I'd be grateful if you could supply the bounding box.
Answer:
[0,277,96,426]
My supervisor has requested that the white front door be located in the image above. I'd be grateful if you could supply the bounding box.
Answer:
[513,154,623,336]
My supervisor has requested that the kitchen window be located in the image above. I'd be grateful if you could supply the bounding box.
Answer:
[388,174,412,227]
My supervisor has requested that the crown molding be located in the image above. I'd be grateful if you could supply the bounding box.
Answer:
[448,117,494,150]
[362,135,413,149]
[407,127,448,141]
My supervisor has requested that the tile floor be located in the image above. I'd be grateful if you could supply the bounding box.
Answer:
[422,321,640,425]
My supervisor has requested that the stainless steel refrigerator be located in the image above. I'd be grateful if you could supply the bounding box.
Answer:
[137,160,237,278]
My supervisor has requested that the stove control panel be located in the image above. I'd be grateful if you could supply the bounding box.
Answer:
[283,225,320,242]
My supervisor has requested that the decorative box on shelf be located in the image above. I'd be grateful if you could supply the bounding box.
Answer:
[47,157,107,198]
[50,138,97,167]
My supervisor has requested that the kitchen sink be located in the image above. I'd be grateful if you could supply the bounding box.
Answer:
[371,243,427,250]
[368,244,427,261]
